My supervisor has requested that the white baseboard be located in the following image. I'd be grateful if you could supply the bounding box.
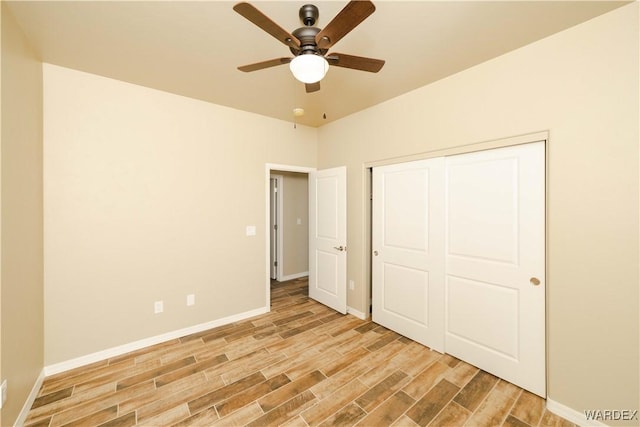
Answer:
[14,368,45,427]
[347,306,368,320]
[278,272,309,282]
[44,306,269,376]
[546,398,609,427]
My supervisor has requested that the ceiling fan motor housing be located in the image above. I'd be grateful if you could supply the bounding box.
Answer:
[291,26,325,56]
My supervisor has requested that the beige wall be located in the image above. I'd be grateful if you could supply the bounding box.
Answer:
[43,64,317,365]
[280,172,308,278]
[318,2,639,422]
[9,1,638,422]
[1,3,44,425]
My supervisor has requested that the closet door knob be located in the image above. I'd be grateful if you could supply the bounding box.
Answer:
[530,277,541,286]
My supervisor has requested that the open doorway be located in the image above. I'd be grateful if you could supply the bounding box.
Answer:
[264,164,315,308]
[269,171,309,282]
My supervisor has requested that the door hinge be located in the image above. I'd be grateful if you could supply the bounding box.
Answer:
[274,224,278,230]
[274,261,278,267]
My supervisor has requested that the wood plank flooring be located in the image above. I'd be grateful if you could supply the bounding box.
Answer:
[25,277,573,427]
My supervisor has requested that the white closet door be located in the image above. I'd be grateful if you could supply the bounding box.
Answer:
[309,166,347,314]
[372,158,445,351]
[445,142,545,396]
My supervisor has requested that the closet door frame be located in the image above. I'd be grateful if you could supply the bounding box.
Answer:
[365,132,548,396]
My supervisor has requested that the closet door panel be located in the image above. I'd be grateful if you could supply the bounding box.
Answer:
[372,158,445,351]
[445,142,545,397]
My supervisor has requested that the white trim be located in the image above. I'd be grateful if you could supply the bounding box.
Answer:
[546,398,609,427]
[347,306,368,320]
[275,175,285,281]
[270,174,284,281]
[362,166,373,326]
[44,306,268,376]
[265,164,315,309]
[364,131,549,169]
[14,369,45,427]
[266,164,316,174]
[279,272,309,282]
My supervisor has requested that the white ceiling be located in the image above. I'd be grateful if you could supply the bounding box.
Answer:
[7,0,627,127]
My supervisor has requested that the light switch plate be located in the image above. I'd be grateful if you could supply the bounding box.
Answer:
[246,225,256,236]
[154,301,163,314]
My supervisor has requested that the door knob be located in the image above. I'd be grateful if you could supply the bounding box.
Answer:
[373,250,379,256]
[333,246,345,251]
[530,277,541,286]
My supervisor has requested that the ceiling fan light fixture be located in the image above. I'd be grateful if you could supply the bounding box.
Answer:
[289,54,329,84]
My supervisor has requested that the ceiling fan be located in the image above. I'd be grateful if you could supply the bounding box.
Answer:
[233,1,385,93]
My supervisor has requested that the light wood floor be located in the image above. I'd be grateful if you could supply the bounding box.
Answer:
[25,277,573,427]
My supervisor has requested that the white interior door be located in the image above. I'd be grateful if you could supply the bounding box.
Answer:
[309,166,347,314]
[445,142,545,396]
[372,158,445,351]
[269,177,278,280]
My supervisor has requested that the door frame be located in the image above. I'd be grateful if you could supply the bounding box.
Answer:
[264,164,315,310]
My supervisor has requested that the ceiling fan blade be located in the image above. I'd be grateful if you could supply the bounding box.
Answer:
[327,53,385,73]
[233,2,300,49]
[305,82,321,93]
[315,1,376,50]
[238,57,292,72]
